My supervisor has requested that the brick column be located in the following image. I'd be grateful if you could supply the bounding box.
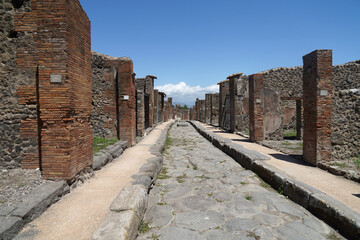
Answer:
[154,89,159,125]
[228,73,243,132]
[118,60,136,146]
[303,50,333,165]
[249,74,264,142]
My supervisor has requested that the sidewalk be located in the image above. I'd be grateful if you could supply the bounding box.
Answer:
[197,122,360,213]
[16,121,172,240]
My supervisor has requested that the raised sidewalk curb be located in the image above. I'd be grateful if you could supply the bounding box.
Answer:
[0,181,69,240]
[1,140,129,240]
[93,121,174,240]
[189,120,360,240]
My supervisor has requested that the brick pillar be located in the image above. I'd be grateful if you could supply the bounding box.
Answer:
[228,73,243,132]
[303,50,333,165]
[154,89,159,125]
[136,89,145,136]
[249,74,264,142]
[118,60,136,146]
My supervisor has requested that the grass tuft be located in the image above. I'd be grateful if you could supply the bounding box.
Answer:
[93,136,118,154]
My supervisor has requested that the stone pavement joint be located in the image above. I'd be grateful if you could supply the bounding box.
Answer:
[190,121,360,240]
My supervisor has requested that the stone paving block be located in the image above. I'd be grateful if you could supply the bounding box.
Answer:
[144,204,173,227]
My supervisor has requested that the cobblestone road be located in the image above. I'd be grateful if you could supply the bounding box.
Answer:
[137,122,342,240]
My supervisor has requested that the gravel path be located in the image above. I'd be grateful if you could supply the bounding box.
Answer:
[0,168,51,207]
[136,121,343,240]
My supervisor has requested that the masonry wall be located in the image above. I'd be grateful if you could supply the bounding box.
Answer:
[91,52,118,138]
[3,0,93,180]
[331,61,360,161]
[259,66,303,140]
[0,0,36,169]
[210,93,219,126]
[219,81,229,129]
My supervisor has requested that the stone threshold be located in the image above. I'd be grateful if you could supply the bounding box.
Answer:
[189,120,360,240]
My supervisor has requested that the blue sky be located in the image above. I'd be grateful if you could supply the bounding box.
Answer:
[79,0,360,106]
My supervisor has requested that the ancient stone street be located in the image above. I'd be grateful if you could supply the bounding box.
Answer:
[136,122,341,240]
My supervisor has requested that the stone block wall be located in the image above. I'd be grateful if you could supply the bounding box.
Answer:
[153,89,159,124]
[1,0,93,180]
[331,61,360,161]
[199,100,206,122]
[249,74,265,142]
[210,93,219,126]
[158,92,165,122]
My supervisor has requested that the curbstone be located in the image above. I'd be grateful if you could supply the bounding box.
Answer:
[0,216,23,240]
[189,120,360,240]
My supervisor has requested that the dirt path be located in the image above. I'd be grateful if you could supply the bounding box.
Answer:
[16,121,172,240]
[198,122,360,213]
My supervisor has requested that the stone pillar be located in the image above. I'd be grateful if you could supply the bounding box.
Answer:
[154,89,159,125]
[228,73,243,132]
[303,50,333,165]
[146,75,156,127]
[210,93,219,126]
[218,80,229,129]
[168,97,173,119]
[249,74,264,142]
[205,94,211,124]
[195,98,200,121]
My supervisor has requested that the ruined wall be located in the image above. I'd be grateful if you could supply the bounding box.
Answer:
[199,100,206,122]
[153,89,159,124]
[210,93,219,126]
[91,52,117,138]
[235,76,249,132]
[331,61,360,161]
[1,0,93,180]
[259,66,303,140]
[0,0,36,169]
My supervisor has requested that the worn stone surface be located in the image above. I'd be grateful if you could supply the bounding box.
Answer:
[136,121,341,240]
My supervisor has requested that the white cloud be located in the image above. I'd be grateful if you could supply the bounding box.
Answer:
[155,82,218,107]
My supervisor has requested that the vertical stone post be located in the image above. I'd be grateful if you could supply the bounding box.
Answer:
[154,89,159,125]
[228,73,243,132]
[303,50,333,165]
[168,97,173,119]
[146,75,156,127]
[249,74,264,142]
[218,80,229,129]
[195,98,200,121]
[211,93,219,126]
[205,94,211,124]
[296,100,302,140]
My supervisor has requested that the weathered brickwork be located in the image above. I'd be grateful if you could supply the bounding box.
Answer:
[210,93,219,126]
[205,94,211,124]
[2,0,93,180]
[228,73,243,132]
[158,92,166,123]
[303,50,333,165]
[199,100,206,122]
[153,89,159,124]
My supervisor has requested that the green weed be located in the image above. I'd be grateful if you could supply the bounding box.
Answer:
[93,136,118,154]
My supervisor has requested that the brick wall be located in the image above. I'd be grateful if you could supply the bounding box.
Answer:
[12,0,93,180]
[303,50,333,165]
